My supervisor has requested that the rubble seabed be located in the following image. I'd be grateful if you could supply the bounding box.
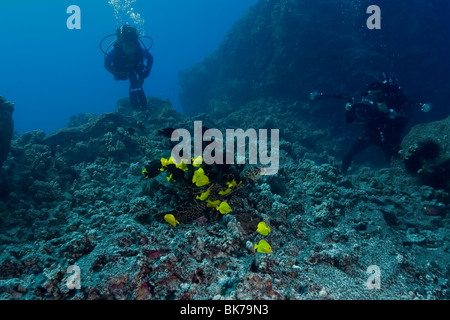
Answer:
[0,97,449,300]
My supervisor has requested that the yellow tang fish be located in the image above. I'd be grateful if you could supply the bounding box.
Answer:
[164,214,179,227]
[207,200,221,208]
[160,158,168,168]
[256,222,271,236]
[206,200,232,214]
[192,168,209,186]
[227,179,242,188]
[217,201,232,214]
[195,175,209,187]
[254,239,273,253]
[161,156,178,168]
[176,159,189,171]
[192,156,204,167]
[218,188,232,196]
[196,189,210,201]
[168,156,177,165]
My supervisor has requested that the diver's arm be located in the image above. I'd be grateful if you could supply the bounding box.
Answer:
[139,51,153,80]
[104,49,117,74]
[386,93,411,120]
[105,48,130,80]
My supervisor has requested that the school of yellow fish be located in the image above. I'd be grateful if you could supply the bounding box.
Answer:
[148,155,273,254]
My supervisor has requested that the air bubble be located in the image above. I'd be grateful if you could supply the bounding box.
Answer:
[108,0,145,32]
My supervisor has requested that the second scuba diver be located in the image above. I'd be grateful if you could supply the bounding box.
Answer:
[341,79,412,173]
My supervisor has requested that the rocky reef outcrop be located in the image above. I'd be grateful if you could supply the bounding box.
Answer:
[400,115,450,194]
[0,96,448,300]
[0,96,14,170]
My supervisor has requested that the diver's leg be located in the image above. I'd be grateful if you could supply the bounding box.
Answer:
[380,125,405,164]
[342,138,372,173]
[128,73,143,109]
[128,73,147,109]
[137,87,148,108]
[129,89,140,109]
[381,140,401,164]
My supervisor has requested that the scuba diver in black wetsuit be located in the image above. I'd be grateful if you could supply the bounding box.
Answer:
[101,25,153,109]
[341,79,412,173]
[310,75,432,173]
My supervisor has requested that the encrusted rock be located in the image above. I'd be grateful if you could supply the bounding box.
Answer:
[0,96,14,170]
[400,115,450,192]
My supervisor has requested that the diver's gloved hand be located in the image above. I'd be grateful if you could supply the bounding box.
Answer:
[377,103,389,114]
[345,102,353,111]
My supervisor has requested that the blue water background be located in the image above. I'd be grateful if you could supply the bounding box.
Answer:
[0,0,257,134]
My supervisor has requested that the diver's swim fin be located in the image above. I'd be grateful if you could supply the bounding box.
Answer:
[129,87,147,109]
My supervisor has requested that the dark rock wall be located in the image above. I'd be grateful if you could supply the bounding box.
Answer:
[0,96,14,170]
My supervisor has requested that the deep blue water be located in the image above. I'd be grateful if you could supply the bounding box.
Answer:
[0,0,257,134]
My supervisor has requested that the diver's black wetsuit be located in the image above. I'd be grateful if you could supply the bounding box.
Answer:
[342,84,411,173]
[105,38,153,109]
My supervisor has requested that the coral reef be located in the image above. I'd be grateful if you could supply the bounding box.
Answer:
[0,95,448,300]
